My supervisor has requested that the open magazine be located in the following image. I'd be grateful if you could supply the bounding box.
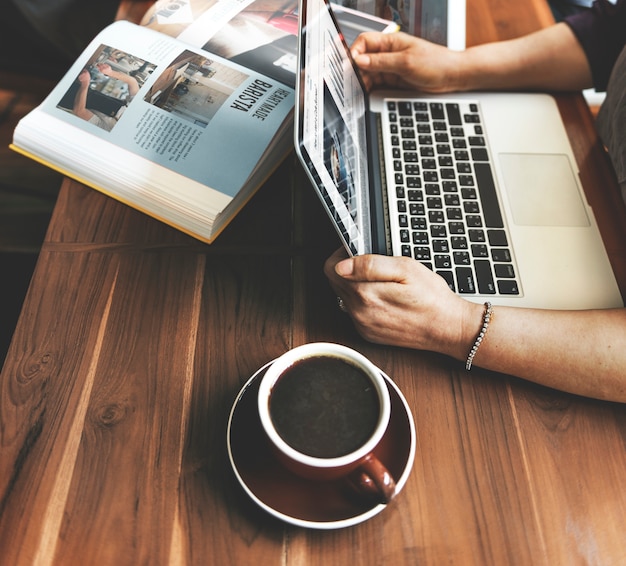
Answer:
[11,0,397,243]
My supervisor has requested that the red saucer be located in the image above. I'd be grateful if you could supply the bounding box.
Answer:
[227,362,416,529]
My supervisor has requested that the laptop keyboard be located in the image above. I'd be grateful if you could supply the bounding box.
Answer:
[383,99,520,297]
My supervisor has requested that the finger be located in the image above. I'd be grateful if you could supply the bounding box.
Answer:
[350,31,386,57]
[335,254,418,283]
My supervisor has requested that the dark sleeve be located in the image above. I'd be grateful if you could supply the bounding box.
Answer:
[565,0,626,91]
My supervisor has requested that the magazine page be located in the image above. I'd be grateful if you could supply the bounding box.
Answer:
[141,0,398,88]
[14,20,294,199]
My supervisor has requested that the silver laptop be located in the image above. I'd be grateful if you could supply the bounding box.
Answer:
[294,0,623,309]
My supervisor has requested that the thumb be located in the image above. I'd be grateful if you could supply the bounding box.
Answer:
[335,254,411,283]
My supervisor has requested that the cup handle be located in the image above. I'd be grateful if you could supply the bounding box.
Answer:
[347,453,396,504]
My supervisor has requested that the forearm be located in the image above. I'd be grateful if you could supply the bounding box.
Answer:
[454,23,593,92]
[452,305,626,402]
[73,82,93,120]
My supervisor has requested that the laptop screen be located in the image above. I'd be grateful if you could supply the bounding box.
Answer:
[295,0,374,255]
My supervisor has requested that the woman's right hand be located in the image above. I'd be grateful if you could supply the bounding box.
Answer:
[350,31,466,93]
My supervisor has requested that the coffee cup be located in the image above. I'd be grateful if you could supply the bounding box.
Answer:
[257,342,396,504]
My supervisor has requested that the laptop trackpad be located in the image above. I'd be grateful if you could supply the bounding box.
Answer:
[498,153,589,226]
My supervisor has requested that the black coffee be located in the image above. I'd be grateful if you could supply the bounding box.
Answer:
[269,356,380,458]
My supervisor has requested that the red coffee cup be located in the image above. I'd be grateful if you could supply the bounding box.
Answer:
[257,343,396,504]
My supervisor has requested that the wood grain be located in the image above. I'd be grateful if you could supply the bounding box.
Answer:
[1,1,626,565]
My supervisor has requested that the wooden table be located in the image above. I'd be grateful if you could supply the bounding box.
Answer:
[2,1,626,564]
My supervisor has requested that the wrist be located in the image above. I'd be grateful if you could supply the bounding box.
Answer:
[465,302,493,370]
[427,297,484,361]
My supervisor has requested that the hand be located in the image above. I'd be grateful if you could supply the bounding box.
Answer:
[324,249,480,358]
[350,31,464,93]
[96,63,115,77]
[77,69,91,85]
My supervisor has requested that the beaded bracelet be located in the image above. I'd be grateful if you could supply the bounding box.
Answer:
[465,301,493,371]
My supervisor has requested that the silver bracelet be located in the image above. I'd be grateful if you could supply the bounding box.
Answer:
[465,302,493,371]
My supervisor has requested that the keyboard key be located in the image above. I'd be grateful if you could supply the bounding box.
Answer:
[475,163,504,228]
[453,251,471,265]
[487,229,508,246]
[471,244,489,257]
[464,201,480,213]
[435,255,452,269]
[433,240,449,252]
[451,236,468,249]
[445,103,462,125]
[449,222,465,234]
[430,102,445,119]
[410,203,425,215]
[398,101,412,115]
[429,210,445,223]
[456,267,476,293]
[412,231,429,245]
[494,264,516,278]
[491,248,511,262]
[471,147,489,161]
[468,229,486,242]
[414,247,431,261]
[447,208,463,220]
[411,217,427,230]
[427,197,443,209]
[474,259,496,294]
[444,194,460,206]
[498,280,520,295]
[430,225,447,238]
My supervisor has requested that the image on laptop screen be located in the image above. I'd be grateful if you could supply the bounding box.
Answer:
[296,0,375,254]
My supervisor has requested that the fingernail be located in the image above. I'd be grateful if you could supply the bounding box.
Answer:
[336,258,354,276]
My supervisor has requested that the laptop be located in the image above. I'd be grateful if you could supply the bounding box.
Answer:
[294,0,623,309]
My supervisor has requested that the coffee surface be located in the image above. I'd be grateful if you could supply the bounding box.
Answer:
[269,356,380,458]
